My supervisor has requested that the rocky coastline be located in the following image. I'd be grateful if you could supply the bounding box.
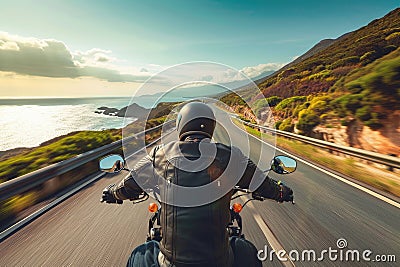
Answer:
[95,103,149,118]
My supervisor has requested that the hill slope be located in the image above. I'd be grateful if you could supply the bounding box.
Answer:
[257,8,400,99]
[222,8,400,154]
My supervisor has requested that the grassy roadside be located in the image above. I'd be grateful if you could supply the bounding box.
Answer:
[237,121,400,198]
[0,116,167,225]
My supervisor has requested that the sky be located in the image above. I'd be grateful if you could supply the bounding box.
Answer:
[0,0,398,97]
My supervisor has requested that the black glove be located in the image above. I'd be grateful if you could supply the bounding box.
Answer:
[101,184,123,204]
[275,181,294,203]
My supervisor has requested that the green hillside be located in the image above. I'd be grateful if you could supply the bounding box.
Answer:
[222,8,400,135]
[258,8,400,99]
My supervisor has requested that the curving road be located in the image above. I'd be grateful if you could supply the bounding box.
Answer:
[0,116,399,267]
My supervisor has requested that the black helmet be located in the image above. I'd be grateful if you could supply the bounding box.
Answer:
[176,102,216,140]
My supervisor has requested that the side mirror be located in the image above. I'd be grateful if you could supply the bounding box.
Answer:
[99,154,125,173]
[271,155,297,174]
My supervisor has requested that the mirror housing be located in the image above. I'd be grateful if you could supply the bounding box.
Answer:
[271,155,297,174]
[99,154,125,173]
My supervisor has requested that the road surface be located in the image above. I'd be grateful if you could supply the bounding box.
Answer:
[0,116,399,266]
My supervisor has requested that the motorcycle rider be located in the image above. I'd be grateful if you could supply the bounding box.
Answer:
[271,157,285,174]
[110,160,122,173]
[101,101,294,267]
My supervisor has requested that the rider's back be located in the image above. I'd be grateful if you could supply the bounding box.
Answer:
[154,140,236,266]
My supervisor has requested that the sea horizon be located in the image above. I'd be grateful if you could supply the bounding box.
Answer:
[0,97,135,152]
[0,94,189,152]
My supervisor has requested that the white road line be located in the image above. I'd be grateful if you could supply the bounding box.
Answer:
[235,122,400,209]
[242,196,295,267]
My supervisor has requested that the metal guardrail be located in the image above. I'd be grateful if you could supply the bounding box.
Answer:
[0,121,173,202]
[241,120,400,169]
[2,115,398,203]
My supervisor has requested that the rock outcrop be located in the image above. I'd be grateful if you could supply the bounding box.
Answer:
[95,103,149,118]
[313,111,400,155]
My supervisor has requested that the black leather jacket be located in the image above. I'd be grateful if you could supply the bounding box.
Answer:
[112,136,282,266]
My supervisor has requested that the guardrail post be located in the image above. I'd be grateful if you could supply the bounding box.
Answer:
[387,154,396,172]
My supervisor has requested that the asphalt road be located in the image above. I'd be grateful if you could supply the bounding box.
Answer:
[0,116,399,267]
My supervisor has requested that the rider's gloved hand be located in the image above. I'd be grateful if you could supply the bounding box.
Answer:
[101,184,123,204]
[275,181,294,203]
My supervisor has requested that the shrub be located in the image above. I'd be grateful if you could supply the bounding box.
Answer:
[254,97,282,117]
[355,106,372,121]
[332,94,363,112]
[385,32,400,41]
[296,110,320,134]
[320,113,330,123]
[308,70,331,80]
[292,101,310,117]
[331,56,360,69]
[309,100,328,113]
[345,81,363,93]
[314,65,326,72]
[265,96,283,106]
[275,121,282,129]
[220,93,246,106]
[383,45,397,54]
[278,118,294,132]
[0,129,122,181]
[360,51,379,65]
[275,96,307,111]
[364,112,383,130]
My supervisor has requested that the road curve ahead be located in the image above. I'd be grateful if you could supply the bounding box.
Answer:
[0,118,399,267]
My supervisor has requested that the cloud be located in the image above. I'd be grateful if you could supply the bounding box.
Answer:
[0,32,151,82]
[0,31,285,87]
[199,62,284,85]
[73,48,116,65]
[152,62,285,93]
[0,40,19,51]
[240,63,285,78]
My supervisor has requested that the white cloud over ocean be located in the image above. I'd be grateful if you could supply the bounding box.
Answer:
[0,31,285,87]
[0,32,151,82]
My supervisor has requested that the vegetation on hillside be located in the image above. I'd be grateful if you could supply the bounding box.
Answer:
[271,48,400,134]
[257,8,400,99]
[332,49,400,129]
[221,8,400,136]
[0,129,121,183]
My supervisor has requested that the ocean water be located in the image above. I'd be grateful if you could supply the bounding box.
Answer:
[0,86,224,152]
[0,97,152,151]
